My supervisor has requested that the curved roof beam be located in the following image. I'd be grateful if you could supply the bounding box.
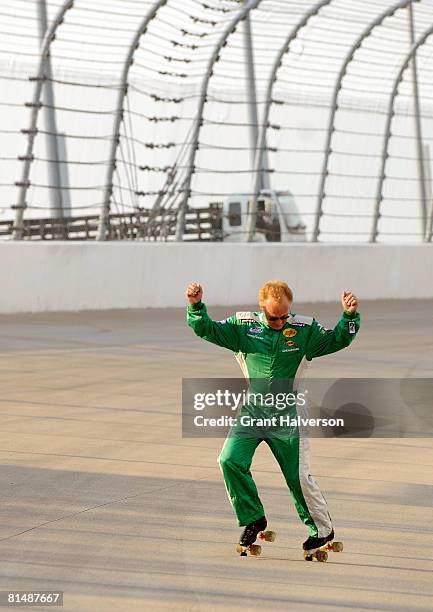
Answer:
[13,0,74,240]
[372,24,433,243]
[246,0,333,243]
[312,0,414,243]
[174,0,262,241]
[97,0,169,240]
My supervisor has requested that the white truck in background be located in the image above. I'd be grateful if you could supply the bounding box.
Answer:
[220,189,306,242]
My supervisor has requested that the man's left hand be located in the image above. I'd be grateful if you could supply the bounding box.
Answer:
[341,291,358,314]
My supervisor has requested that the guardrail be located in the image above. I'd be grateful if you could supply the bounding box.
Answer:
[0,205,223,241]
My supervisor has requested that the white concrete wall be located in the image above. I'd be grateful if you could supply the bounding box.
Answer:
[0,242,432,313]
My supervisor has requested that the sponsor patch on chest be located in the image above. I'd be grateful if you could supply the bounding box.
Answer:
[248,327,262,334]
[289,314,313,327]
[283,328,297,338]
[236,311,260,323]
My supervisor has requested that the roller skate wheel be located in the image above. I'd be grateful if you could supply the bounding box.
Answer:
[315,550,328,562]
[332,541,343,552]
[259,530,276,542]
[249,544,262,556]
[304,554,313,561]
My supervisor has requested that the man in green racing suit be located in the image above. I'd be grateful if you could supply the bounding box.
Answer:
[186,280,360,556]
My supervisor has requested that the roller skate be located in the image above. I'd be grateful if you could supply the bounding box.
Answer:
[235,516,276,557]
[302,529,343,562]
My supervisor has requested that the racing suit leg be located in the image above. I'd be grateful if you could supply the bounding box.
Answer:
[266,433,333,537]
[218,434,265,527]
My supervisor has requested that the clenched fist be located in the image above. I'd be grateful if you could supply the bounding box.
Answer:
[186,282,203,305]
[341,291,358,314]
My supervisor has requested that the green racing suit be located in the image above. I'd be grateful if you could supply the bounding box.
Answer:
[187,301,360,536]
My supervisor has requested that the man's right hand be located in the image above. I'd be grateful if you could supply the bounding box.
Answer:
[186,282,203,304]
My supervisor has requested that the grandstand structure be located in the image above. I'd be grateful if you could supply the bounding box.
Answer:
[1,0,433,242]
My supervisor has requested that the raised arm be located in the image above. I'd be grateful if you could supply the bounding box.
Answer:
[305,291,360,360]
[185,282,241,352]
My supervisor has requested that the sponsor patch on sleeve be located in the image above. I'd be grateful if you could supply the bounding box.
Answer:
[348,321,356,334]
